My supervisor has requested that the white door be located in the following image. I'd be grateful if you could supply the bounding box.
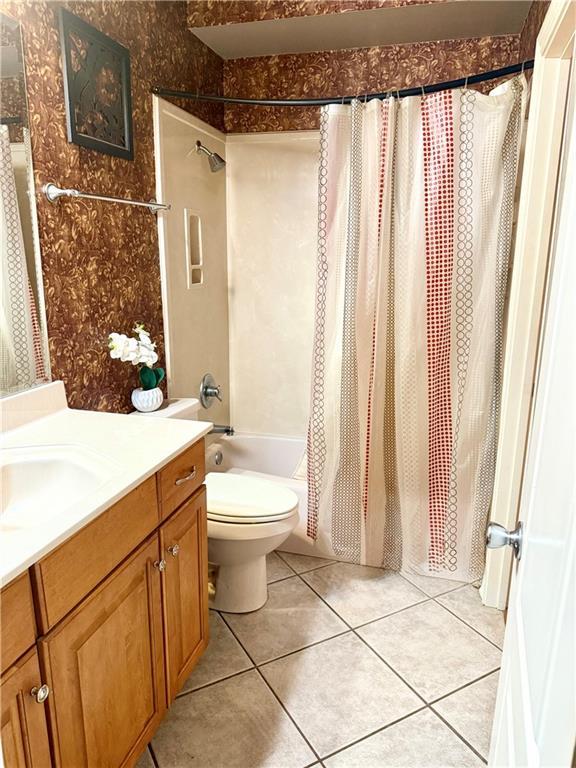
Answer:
[489,53,576,767]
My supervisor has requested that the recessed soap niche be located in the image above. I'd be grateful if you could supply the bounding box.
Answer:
[184,209,203,287]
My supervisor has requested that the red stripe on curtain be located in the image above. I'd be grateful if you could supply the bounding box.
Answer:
[28,280,47,381]
[422,92,455,569]
[363,101,389,520]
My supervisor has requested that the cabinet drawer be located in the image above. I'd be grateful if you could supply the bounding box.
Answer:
[33,476,158,633]
[0,573,36,673]
[157,439,205,520]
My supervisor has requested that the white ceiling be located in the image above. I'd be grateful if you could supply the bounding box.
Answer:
[193,1,532,60]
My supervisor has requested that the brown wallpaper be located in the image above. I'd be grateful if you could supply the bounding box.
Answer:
[519,0,550,61]
[187,0,442,28]
[4,1,224,412]
[223,35,522,132]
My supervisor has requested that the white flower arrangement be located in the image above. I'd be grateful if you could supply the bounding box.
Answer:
[108,324,165,391]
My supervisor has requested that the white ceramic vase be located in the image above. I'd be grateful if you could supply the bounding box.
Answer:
[131,387,164,413]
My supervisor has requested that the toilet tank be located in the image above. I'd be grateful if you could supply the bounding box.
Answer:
[131,397,201,419]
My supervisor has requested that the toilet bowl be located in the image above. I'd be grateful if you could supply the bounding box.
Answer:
[205,472,298,613]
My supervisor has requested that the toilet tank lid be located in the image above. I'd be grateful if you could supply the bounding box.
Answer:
[205,472,298,519]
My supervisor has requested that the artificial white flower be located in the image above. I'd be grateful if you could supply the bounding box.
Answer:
[109,326,159,368]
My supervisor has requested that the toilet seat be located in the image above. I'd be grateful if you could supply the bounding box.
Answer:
[205,472,298,524]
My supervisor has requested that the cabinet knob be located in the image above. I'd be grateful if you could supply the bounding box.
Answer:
[30,684,50,703]
[154,559,167,572]
[167,544,180,557]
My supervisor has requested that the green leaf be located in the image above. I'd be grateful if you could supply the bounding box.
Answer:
[139,366,156,391]
[154,367,165,385]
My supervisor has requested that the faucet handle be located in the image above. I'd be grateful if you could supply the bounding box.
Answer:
[200,373,223,408]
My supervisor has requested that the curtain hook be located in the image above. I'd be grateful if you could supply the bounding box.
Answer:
[421,85,426,99]
[464,75,469,90]
[521,60,525,75]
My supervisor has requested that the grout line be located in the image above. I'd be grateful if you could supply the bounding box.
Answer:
[147,744,160,768]
[267,573,301,585]
[351,596,432,630]
[428,667,501,706]
[432,597,504,651]
[254,628,353,669]
[319,705,428,762]
[430,707,489,765]
[175,664,255,699]
[275,550,338,576]
[219,611,323,764]
[397,570,471,598]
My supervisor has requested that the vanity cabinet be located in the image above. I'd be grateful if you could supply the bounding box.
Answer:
[38,537,166,768]
[160,487,209,701]
[0,649,52,768]
[0,437,209,768]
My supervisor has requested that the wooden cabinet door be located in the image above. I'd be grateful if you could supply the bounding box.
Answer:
[1,649,52,768]
[38,537,166,768]
[159,486,209,701]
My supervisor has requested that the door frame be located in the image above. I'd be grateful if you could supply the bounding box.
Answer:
[481,0,575,609]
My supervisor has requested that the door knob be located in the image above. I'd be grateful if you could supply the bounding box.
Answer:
[154,559,167,572]
[30,684,50,703]
[167,544,180,557]
[486,521,523,560]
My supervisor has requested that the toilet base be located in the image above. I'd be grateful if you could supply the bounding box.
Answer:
[210,556,268,613]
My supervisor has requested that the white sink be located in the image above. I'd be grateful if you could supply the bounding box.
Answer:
[1,444,114,530]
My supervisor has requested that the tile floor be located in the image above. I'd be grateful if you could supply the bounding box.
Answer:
[138,551,504,768]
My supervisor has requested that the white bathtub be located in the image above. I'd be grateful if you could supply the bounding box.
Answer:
[206,433,323,558]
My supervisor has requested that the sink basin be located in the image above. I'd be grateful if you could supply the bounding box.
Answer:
[1,444,114,529]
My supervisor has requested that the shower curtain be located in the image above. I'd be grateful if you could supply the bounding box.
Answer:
[306,76,527,582]
[0,125,47,392]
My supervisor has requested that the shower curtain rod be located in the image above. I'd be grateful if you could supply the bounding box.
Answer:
[152,59,533,107]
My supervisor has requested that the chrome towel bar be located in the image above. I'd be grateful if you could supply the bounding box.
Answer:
[42,182,171,212]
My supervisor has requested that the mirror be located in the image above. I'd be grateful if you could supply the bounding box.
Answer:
[1,12,50,396]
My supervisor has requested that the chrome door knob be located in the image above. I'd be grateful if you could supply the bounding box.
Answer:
[167,544,180,557]
[30,684,50,703]
[486,521,523,560]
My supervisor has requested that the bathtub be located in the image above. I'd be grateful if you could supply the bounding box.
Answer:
[206,433,322,558]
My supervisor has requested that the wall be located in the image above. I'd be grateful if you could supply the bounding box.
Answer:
[226,132,319,436]
[519,0,550,61]
[154,99,230,425]
[7,1,224,412]
[223,35,521,132]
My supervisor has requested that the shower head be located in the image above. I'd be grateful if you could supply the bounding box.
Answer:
[195,140,226,173]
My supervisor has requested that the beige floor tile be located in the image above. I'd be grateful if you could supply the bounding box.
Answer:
[302,563,426,627]
[223,577,347,664]
[433,671,499,759]
[260,633,421,757]
[152,670,315,768]
[357,601,501,701]
[437,585,506,647]
[180,611,252,693]
[277,551,335,574]
[268,551,295,582]
[135,747,154,768]
[401,571,465,597]
[324,709,483,767]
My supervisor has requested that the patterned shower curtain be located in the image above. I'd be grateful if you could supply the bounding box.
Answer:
[0,125,48,392]
[306,76,527,582]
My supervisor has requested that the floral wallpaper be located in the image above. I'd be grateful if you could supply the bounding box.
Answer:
[188,0,442,28]
[3,1,223,412]
[223,35,522,132]
[519,0,550,61]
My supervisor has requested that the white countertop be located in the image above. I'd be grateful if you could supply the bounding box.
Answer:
[0,406,212,586]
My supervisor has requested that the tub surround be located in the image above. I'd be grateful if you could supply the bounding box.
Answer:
[0,382,212,585]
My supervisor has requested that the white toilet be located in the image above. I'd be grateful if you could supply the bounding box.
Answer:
[205,472,298,612]
[133,397,298,612]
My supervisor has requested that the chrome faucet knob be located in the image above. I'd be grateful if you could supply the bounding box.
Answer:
[200,373,223,408]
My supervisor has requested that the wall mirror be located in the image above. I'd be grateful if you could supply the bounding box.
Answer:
[1,11,50,396]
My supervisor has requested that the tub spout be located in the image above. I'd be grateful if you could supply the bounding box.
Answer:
[210,424,235,436]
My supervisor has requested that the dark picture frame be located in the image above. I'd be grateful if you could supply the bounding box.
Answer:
[59,9,134,160]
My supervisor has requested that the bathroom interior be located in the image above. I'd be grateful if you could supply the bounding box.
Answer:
[1,1,574,767]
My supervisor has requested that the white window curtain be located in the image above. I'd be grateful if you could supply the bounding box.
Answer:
[1,125,48,393]
[307,77,527,582]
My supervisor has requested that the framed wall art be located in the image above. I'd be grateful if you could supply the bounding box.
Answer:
[59,9,134,160]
